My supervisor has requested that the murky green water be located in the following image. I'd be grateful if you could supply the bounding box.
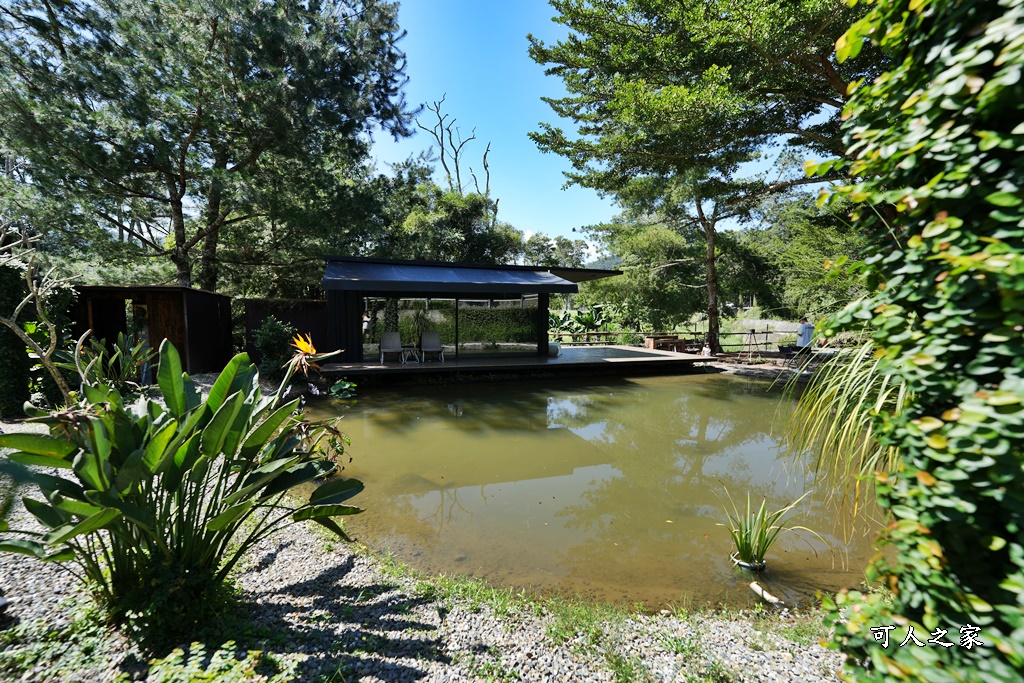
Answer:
[306,373,878,608]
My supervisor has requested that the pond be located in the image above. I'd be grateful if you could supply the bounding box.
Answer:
[305,373,878,609]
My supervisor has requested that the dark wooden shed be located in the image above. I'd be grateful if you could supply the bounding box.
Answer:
[72,285,233,374]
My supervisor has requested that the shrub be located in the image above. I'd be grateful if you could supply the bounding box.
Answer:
[252,315,296,381]
[56,331,156,397]
[0,340,362,645]
[814,1,1024,679]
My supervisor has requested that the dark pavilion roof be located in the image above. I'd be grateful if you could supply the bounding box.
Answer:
[322,256,621,296]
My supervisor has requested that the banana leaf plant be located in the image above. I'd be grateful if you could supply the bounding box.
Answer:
[0,339,361,620]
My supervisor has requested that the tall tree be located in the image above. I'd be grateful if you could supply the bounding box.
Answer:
[0,0,414,290]
[527,0,879,195]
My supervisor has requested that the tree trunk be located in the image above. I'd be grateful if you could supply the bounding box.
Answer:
[704,221,721,354]
[196,154,228,292]
[167,175,191,287]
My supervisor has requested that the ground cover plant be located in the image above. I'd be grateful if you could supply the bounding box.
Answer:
[814,0,1024,679]
[0,339,363,646]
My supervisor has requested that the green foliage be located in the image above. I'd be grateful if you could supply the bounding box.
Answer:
[329,379,358,400]
[785,342,910,523]
[0,341,362,645]
[448,308,539,345]
[252,316,297,382]
[57,332,156,397]
[813,1,1024,679]
[528,0,878,194]
[717,490,821,570]
[0,264,29,417]
[0,0,413,290]
[148,641,297,683]
[741,194,868,318]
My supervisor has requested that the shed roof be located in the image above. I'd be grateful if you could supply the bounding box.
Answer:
[322,257,620,295]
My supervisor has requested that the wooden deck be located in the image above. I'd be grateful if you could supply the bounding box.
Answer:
[320,345,709,380]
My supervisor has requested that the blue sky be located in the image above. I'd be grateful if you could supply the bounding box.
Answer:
[370,1,618,242]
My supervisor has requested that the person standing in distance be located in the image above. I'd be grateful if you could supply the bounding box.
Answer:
[796,318,814,352]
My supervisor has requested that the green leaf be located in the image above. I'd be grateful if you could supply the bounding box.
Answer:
[200,391,245,459]
[23,497,69,529]
[73,423,112,491]
[239,399,301,460]
[157,340,186,418]
[292,504,363,521]
[221,455,302,506]
[7,452,74,469]
[43,508,121,545]
[310,516,353,542]
[206,353,255,413]
[309,478,364,506]
[0,433,76,458]
[258,459,337,501]
[142,419,179,474]
[206,501,254,531]
[0,539,49,558]
[985,191,1022,207]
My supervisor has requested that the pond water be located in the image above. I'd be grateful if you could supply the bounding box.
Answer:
[305,373,878,609]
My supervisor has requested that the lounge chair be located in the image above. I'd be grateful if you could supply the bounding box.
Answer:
[380,331,405,363]
[419,331,444,362]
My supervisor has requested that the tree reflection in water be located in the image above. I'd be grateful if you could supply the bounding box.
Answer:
[305,374,877,607]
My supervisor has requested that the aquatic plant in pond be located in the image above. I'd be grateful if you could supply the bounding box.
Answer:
[718,490,824,571]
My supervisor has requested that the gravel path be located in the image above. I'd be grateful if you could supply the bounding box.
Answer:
[0,390,845,682]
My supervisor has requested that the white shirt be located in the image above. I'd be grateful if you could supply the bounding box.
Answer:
[797,323,814,348]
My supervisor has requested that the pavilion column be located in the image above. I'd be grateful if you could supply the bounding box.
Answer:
[538,292,549,357]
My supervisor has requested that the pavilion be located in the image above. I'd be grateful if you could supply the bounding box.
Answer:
[322,256,621,363]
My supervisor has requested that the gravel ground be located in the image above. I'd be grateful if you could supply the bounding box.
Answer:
[0,375,846,683]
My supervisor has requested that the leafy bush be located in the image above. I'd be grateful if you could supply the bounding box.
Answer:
[252,316,296,381]
[813,1,1024,679]
[0,340,362,644]
[56,331,156,397]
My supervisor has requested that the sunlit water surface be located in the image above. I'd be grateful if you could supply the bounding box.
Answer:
[306,373,877,608]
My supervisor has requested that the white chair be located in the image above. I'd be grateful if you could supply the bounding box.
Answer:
[419,331,444,362]
[380,331,405,363]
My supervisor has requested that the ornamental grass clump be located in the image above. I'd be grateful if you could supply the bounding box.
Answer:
[0,338,361,643]
[719,490,822,571]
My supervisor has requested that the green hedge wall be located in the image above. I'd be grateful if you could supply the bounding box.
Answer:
[391,306,539,346]
[0,266,30,418]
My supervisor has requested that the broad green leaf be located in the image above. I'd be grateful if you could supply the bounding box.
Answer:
[310,516,352,542]
[293,504,363,521]
[74,423,112,491]
[43,508,120,545]
[239,399,301,460]
[23,497,69,529]
[43,548,76,562]
[200,392,245,459]
[0,539,49,558]
[7,452,73,470]
[188,455,211,484]
[142,419,179,474]
[309,478,364,506]
[258,460,337,501]
[114,449,150,493]
[221,455,302,506]
[206,501,254,531]
[83,492,155,532]
[161,434,201,491]
[55,498,104,518]
[157,340,186,418]
[206,353,254,413]
[0,433,76,458]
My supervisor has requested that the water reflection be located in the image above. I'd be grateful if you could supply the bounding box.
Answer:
[306,374,876,608]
